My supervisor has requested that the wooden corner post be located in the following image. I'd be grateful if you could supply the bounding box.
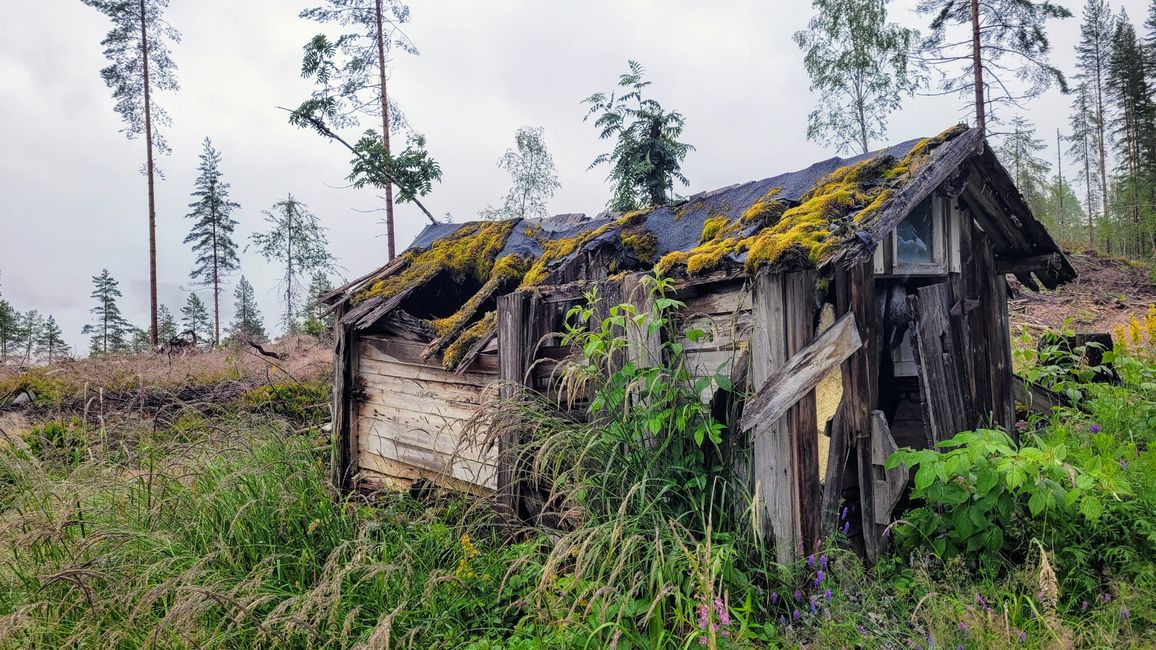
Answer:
[496,291,536,516]
[749,269,820,564]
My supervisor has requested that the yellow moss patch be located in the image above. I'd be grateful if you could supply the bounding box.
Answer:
[854,188,895,224]
[741,188,785,225]
[429,254,529,338]
[441,311,496,370]
[354,220,518,304]
[519,209,654,288]
[621,231,658,264]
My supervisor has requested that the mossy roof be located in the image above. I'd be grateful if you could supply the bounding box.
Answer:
[328,125,1074,372]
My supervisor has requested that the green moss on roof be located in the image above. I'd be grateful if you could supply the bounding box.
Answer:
[441,311,496,371]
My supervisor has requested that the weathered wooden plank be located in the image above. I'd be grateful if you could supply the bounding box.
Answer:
[750,271,790,562]
[497,291,537,514]
[358,338,496,383]
[358,432,497,489]
[623,273,663,368]
[910,283,970,446]
[356,415,495,467]
[869,411,908,526]
[739,312,862,433]
[356,367,488,404]
[358,453,493,497]
[331,307,356,491]
[785,270,821,555]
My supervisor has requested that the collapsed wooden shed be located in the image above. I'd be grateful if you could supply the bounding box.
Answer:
[322,125,1075,562]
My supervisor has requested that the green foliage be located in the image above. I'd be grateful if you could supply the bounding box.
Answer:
[227,276,267,342]
[482,126,561,221]
[180,292,212,347]
[249,195,335,331]
[347,130,442,204]
[184,137,241,344]
[793,0,920,155]
[242,381,330,425]
[583,61,694,211]
[81,269,132,356]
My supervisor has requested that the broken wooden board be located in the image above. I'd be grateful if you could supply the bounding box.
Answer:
[869,411,909,526]
[739,312,862,433]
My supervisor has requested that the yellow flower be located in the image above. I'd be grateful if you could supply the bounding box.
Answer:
[1115,324,1129,351]
[1128,315,1143,347]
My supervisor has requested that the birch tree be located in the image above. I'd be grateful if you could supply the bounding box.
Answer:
[250,195,334,331]
[793,0,921,155]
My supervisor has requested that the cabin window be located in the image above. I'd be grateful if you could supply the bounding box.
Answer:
[892,195,947,274]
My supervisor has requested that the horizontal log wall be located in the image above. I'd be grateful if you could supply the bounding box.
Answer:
[353,334,498,492]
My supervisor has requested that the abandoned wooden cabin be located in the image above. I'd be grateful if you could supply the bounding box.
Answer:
[321,124,1076,563]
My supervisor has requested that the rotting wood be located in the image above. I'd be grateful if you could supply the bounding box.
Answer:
[910,282,969,447]
[739,312,862,433]
[995,253,1065,277]
[749,269,819,564]
[1012,374,1069,416]
[330,308,355,491]
[497,291,537,515]
[869,411,908,526]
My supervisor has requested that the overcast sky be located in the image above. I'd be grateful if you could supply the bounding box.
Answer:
[1,0,1149,354]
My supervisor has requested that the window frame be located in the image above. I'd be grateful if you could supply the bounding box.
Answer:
[891,195,948,276]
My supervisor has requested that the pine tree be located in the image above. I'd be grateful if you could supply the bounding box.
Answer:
[1107,12,1156,255]
[184,137,241,346]
[300,0,416,260]
[36,316,71,363]
[82,269,132,356]
[1075,0,1116,237]
[1069,82,1103,247]
[249,196,334,331]
[302,271,334,337]
[916,0,1071,131]
[998,116,1052,219]
[18,310,43,364]
[157,304,178,343]
[583,61,695,211]
[483,127,561,220]
[180,293,212,346]
[80,0,180,345]
[793,0,921,155]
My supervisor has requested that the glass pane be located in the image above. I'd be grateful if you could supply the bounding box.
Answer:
[896,196,936,264]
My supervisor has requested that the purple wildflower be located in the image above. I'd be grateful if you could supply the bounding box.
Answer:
[714,596,730,626]
[779,615,787,626]
[841,506,849,522]
[793,609,800,621]
[959,621,967,636]
[857,625,867,635]
[815,570,825,587]
[809,599,817,614]
[825,588,833,602]
[1081,600,1088,611]
[699,636,708,647]
[928,633,936,649]
[771,591,779,604]
[1016,629,1026,644]
[820,554,828,569]
[807,555,815,568]
[843,521,851,535]
[1090,423,1101,433]
[1121,606,1131,621]
[794,589,803,602]
[883,526,892,538]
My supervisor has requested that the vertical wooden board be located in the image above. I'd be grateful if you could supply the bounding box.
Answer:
[331,309,357,491]
[750,271,791,562]
[497,291,535,513]
[995,275,1015,429]
[623,272,662,368]
[784,270,821,554]
[910,283,969,445]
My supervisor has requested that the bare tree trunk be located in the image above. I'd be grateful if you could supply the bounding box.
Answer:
[375,0,397,261]
[970,0,985,132]
[140,0,159,347]
[212,213,220,346]
[1083,134,1094,248]
[1056,128,1065,239]
[1094,59,1110,231]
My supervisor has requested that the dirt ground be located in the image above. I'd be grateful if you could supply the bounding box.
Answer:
[1008,249,1156,337]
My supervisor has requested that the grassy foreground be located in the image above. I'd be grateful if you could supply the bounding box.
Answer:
[0,318,1153,647]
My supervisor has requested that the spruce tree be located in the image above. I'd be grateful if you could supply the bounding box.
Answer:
[1069,82,1103,246]
[157,304,178,343]
[82,269,132,356]
[1075,0,1116,232]
[184,137,241,346]
[583,61,695,211]
[916,0,1070,131]
[80,0,180,345]
[227,276,267,342]
[36,316,71,363]
[998,116,1053,219]
[793,0,921,155]
[180,293,212,346]
[1107,12,1156,255]
[249,195,334,331]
